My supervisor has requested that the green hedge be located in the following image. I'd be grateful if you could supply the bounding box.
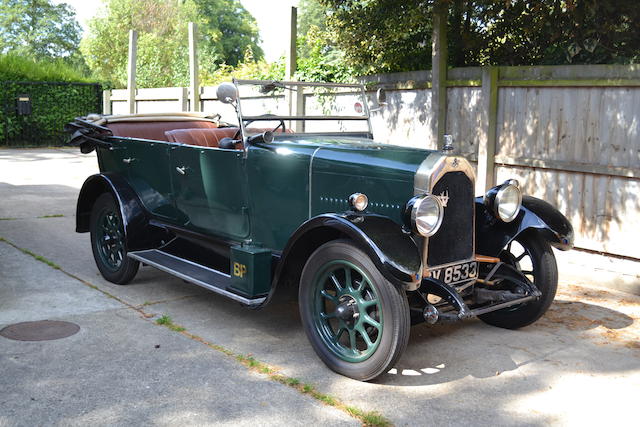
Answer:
[0,54,95,83]
[0,81,102,147]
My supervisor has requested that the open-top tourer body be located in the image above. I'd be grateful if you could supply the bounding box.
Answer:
[66,79,573,380]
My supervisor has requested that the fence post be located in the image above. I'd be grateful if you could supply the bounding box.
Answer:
[103,89,111,115]
[285,7,303,132]
[178,87,189,112]
[127,30,138,114]
[476,66,499,195]
[189,22,200,112]
[431,1,448,149]
[285,6,297,80]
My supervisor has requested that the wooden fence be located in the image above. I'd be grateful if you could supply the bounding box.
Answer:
[103,64,640,259]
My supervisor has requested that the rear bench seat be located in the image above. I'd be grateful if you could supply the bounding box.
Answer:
[107,120,219,141]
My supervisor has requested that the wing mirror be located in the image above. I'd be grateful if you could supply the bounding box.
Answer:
[217,82,238,104]
[370,87,388,112]
[376,88,387,105]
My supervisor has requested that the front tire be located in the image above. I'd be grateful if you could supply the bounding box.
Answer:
[299,240,410,381]
[90,193,139,285]
[478,232,558,329]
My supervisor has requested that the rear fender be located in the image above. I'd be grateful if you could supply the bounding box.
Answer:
[475,195,574,257]
[76,173,168,251]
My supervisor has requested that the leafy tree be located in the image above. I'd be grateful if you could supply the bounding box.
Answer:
[200,49,284,85]
[81,0,263,88]
[299,0,327,36]
[81,0,190,87]
[477,0,640,65]
[294,0,354,82]
[319,0,640,74]
[191,0,263,67]
[319,0,433,74]
[0,0,82,58]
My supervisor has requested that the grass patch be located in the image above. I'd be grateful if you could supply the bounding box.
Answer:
[38,214,64,218]
[16,246,61,269]
[156,315,172,325]
[154,316,392,425]
[155,314,186,332]
[0,237,141,311]
[0,236,61,270]
[0,217,17,221]
[223,348,391,425]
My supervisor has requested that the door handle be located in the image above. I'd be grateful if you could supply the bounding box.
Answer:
[122,157,136,164]
[176,166,187,175]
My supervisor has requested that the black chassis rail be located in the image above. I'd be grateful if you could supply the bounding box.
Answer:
[418,262,542,323]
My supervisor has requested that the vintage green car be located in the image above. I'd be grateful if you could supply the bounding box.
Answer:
[66,79,573,381]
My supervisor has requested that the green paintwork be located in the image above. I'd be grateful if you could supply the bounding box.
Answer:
[245,136,433,251]
[311,260,382,362]
[310,143,428,225]
[229,244,272,296]
[98,134,437,254]
[245,142,318,249]
[122,139,178,221]
[170,145,249,239]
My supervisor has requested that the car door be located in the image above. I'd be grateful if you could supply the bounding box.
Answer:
[120,139,181,222]
[169,144,250,240]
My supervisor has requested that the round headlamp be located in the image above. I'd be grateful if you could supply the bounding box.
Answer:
[348,193,369,212]
[407,194,444,237]
[491,180,522,222]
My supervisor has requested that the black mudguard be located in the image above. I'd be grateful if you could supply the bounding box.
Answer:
[275,213,423,292]
[76,173,168,251]
[475,195,574,257]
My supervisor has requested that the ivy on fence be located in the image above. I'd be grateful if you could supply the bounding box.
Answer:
[0,81,102,147]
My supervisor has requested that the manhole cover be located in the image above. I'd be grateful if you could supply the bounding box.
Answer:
[0,320,80,341]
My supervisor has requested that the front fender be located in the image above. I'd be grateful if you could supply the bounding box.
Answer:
[276,213,423,291]
[475,195,574,257]
[76,173,167,251]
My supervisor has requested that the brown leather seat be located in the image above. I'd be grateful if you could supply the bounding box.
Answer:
[108,121,219,142]
[164,128,239,148]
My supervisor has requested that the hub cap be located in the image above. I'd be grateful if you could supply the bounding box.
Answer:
[96,210,125,271]
[311,260,383,362]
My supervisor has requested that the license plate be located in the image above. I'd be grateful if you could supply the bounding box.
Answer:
[428,261,478,285]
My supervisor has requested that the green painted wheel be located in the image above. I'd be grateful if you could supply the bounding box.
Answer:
[299,240,410,381]
[312,260,383,362]
[90,193,139,285]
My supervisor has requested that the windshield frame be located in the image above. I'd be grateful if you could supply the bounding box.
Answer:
[232,79,373,141]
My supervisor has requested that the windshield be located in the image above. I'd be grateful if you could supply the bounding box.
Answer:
[234,80,372,136]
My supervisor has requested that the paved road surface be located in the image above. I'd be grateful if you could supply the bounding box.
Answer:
[1,148,638,426]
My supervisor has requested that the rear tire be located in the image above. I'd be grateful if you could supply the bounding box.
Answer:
[478,232,557,329]
[90,193,139,285]
[299,240,410,381]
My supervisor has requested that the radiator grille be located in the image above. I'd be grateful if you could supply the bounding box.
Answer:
[427,171,474,267]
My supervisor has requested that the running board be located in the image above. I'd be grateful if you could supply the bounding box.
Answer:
[128,249,266,306]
